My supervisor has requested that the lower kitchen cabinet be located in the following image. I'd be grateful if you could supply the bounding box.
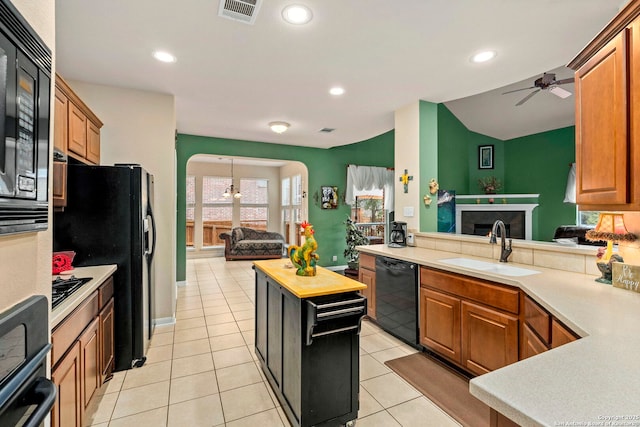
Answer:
[420,267,520,376]
[419,287,461,364]
[522,323,548,359]
[80,317,100,410]
[521,295,579,359]
[51,276,115,427]
[358,253,376,319]
[461,301,518,376]
[51,341,82,427]
[551,318,578,348]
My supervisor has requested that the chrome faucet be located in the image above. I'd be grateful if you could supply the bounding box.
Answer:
[490,220,512,263]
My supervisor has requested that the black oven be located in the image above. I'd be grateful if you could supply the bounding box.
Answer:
[0,295,55,426]
[0,0,52,235]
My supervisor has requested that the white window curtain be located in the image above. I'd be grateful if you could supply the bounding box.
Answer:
[346,165,394,210]
[564,163,576,203]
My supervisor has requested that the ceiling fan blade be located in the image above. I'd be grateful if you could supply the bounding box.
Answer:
[502,86,536,95]
[553,77,575,85]
[515,89,540,106]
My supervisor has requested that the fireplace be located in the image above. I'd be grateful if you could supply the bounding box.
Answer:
[455,200,538,240]
[462,211,525,239]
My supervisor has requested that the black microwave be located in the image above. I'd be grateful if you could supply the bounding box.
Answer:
[0,0,51,235]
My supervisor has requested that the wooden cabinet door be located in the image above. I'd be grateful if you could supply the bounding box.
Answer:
[358,267,376,319]
[54,88,68,154]
[551,318,578,349]
[461,301,518,376]
[68,102,87,158]
[575,30,629,205]
[420,288,461,364]
[100,298,115,381]
[86,120,101,164]
[80,318,100,410]
[522,323,549,360]
[53,161,67,208]
[51,340,82,427]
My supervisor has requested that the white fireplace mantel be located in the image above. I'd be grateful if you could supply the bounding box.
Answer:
[455,203,539,240]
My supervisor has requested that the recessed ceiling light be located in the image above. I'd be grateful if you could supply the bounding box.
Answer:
[269,121,290,133]
[153,51,177,63]
[329,87,345,96]
[282,5,313,25]
[471,50,496,63]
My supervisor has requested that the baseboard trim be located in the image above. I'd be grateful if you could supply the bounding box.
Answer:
[176,280,187,287]
[153,317,176,326]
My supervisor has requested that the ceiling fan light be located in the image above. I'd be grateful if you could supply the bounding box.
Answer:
[269,121,290,133]
[549,86,572,99]
[471,50,496,63]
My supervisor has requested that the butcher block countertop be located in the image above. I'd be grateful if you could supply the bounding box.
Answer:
[51,264,117,328]
[358,243,640,426]
[253,259,365,298]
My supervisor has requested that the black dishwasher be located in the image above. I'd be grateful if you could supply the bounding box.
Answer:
[375,256,419,346]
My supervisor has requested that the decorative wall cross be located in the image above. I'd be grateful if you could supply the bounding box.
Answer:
[399,169,413,193]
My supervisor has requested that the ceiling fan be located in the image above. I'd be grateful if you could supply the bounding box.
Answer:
[502,72,574,106]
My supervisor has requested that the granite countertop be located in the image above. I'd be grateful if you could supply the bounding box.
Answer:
[51,265,117,328]
[358,244,640,426]
[253,259,365,298]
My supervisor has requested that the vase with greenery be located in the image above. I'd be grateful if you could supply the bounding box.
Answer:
[478,175,502,194]
[344,217,369,270]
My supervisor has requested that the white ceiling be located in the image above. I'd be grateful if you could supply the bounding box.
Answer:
[55,0,624,149]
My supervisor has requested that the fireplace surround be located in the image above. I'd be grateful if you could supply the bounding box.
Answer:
[454,196,539,240]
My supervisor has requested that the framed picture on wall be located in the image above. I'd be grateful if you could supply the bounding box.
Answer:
[479,145,494,169]
[321,186,338,209]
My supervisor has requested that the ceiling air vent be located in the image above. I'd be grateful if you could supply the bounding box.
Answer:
[319,128,335,133]
[218,0,262,25]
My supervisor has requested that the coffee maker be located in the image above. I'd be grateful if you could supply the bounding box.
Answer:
[388,221,407,247]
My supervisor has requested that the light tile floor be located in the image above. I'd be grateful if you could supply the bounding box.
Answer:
[85,258,461,426]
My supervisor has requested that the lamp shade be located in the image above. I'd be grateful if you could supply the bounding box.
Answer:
[586,212,636,242]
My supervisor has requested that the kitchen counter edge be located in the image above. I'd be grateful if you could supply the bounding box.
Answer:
[51,265,117,328]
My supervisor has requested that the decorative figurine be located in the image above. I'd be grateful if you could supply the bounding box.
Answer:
[289,221,319,276]
[428,178,439,194]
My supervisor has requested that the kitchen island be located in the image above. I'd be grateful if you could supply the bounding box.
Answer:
[358,234,640,427]
[253,259,367,427]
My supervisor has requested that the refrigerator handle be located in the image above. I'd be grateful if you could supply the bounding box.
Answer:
[147,205,157,260]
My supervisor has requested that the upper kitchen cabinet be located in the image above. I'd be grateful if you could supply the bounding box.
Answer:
[54,74,103,165]
[569,0,640,210]
[53,74,103,208]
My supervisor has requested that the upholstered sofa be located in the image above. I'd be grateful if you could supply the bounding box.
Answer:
[220,227,285,261]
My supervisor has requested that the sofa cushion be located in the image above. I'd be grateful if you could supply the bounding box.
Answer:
[230,239,283,256]
[232,228,244,244]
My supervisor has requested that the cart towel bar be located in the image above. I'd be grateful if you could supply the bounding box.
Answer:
[305,293,367,346]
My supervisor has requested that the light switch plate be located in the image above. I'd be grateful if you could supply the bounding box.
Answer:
[403,206,414,217]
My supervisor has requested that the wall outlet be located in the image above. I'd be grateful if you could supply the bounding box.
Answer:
[407,233,415,246]
[332,255,338,262]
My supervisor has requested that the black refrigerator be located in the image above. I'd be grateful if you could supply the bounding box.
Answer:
[54,164,156,371]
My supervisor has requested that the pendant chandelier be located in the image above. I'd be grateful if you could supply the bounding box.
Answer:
[222,158,242,199]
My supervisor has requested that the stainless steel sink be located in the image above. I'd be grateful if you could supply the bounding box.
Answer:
[439,258,540,277]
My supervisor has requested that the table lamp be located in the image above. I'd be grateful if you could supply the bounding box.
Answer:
[586,212,636,283]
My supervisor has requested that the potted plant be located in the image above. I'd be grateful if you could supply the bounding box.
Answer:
[344,217,369,270]
[478,175,502,194]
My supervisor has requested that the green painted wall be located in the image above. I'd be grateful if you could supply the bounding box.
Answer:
[504,126,576,241]
[437,104,470,194]
[419,101,439,232]
[175,131,394,281]
[468,132,504,194]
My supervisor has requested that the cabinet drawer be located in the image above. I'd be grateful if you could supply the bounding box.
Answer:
[52,291,99,367]
[524,296,550,344]
[420,267,519,314]
[98,276,114,309]
[359,253,376,270]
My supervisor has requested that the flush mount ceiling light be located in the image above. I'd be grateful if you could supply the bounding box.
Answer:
[282,4,312,24]
[152,50,177,63]
[269,121,290,133]
[329,87,345,96]
[471,50,496,63]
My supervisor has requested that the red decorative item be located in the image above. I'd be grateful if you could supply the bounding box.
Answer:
[52,251,75,274]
